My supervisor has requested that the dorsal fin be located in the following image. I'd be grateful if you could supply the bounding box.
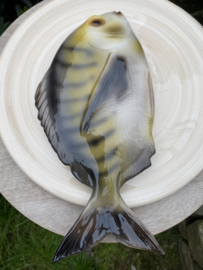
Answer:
[35,68,96,187]
[35,38,103,188]
[35,68,72,165]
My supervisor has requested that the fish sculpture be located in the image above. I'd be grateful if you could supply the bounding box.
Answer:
[35,11,164,263]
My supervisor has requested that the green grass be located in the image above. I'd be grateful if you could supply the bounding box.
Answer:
[0,195,182,270]
[0,194,95,270]
[93,230,182,270]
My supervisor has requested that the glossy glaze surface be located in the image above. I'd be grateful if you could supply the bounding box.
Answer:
[35,12,163,262]
[35,12,155,190]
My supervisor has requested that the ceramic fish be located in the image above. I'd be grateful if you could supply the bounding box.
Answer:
[35,11,164,263]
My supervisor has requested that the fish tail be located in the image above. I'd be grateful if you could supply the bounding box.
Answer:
[109,196,165,255]
[53,193,109,263]
[53,192,164,263]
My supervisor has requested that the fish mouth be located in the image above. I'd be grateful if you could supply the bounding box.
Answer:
[113,11,123,16]
[89,32,127,39]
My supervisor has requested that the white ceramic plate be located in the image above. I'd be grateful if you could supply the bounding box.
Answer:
[0,0,203,207]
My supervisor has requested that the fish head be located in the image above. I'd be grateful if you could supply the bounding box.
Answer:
[85,12,135,50]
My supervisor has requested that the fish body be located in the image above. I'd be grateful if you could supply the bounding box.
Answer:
[35,12,164,262]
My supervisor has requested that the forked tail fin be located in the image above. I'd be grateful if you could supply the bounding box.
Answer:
[53,195,164,263]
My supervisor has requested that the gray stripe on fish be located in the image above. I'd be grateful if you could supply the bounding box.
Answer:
[57,113,82,121]
[96,150,116,163]
[45,76,95,90]
[69,62,97,69]
[82,117,108,133]
[61,45,93,56]
[60,126,80,134]
[62,76,95,89]
[87,129,115,147]
[59,95,90,103]
[99,162,119,176]
[54,58,97,69]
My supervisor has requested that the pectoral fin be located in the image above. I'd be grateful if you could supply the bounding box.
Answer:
[81,55,129,134]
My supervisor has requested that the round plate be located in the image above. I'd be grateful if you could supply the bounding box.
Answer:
[0,0,203,207]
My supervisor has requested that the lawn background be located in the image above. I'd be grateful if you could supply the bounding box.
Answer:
[0,194,182,270]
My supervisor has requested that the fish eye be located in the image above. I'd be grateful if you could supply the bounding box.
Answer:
[90,18,105,27]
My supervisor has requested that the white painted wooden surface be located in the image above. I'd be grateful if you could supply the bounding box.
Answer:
[0,0,203,241]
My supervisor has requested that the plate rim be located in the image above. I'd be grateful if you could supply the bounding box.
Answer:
[1,0,203,207]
